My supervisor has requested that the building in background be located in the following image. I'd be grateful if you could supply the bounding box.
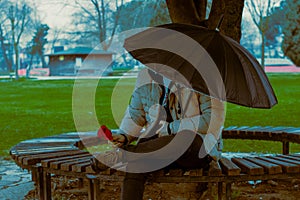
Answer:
[46,47,113,76]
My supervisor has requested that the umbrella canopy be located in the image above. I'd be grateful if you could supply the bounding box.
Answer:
[124,23,278,108]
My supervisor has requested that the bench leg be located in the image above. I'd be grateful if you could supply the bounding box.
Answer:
[43,171,51,200]
[88,178,94,200]
[93,178,101,200]
[36,166,45,200]
[87,175,101,200]
[78,178,84,188]
[31,167,37,182]
[226,183,232,200]
[218,182,223,200]
[283,141,289,155]
[36,166,51,200]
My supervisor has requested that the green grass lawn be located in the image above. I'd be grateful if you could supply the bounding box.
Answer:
[0,73,299,156]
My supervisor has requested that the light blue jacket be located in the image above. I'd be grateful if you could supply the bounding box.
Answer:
[119,68,225,160]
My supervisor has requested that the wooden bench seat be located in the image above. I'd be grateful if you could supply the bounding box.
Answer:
[9,126,300,200]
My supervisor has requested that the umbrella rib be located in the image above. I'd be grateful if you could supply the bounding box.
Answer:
[222,36,255,106]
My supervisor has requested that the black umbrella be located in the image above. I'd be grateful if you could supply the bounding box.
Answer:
[124,23,278,108]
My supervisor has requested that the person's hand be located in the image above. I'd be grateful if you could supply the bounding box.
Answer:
[112,134,126,148]
[156,121,170,137]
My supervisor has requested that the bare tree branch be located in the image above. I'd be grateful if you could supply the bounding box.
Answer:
[75,0,97,22]
[245,0,260,28]
[72,0,124,50]
[245,0,278,68]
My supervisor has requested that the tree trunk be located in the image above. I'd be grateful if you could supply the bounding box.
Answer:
[0,43,13,72]
[26,54,34,79]
[0,25,13,72]
[208,0,244,42]
[166,0,245,43]
[193,0,207,20]
[40,52,47,68]
[14,43,19,80]
[207,0,225,30]
[166,0,202,24]
[261,33,265,69]
[222,0,244,42]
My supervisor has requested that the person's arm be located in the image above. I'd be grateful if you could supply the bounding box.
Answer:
[116,69,150,146]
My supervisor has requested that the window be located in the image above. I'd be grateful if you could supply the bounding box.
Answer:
[75,57,82,67]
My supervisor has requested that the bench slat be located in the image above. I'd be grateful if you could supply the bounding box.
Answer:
[283,128,300,134]
[219,158,241,176]
[72,161,92,172]
[244,157,282,174]
[42,152,90,168]
[51,155,92,170]
[10,148,75,159]
[257,126,279,133]
[234,126,251,131]
[13,146,76,155]
[16,141,76,147]
[256,157,299,173]
[151,169,166,177]
[20,138,79,144]
[223,126,239,131]
[45,134,80,139]
[76,137,105,148]
[290,154,300,158]
[60,158,91,171]
[20,150,82,165]
[16,149,77,163]
[232,158,264,175]
[208,160,222,176]
[223,126,275,140]
[189,168,203,176]
[242,126,271,133]
[268,126,291,132]
[269,156,300,166]
[280,155,300,162]
[240,126,262,131]
[168,169,184,176]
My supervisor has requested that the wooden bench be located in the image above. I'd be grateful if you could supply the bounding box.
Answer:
[9,126,300,200]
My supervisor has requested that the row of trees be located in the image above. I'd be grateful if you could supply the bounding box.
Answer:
[0,1,49,79]
[70,0,170,50]
[242,0,299,68]
[0,0,170,78]
[0,0,299,78]
[69,0,300,68]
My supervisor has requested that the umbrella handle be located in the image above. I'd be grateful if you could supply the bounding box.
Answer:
[216,14,224,31]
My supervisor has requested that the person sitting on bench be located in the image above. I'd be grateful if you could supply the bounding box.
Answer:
[91,68,225,200]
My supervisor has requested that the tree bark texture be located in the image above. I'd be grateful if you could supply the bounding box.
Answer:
[221,0,245,42]
[166,0,205,25]
[166,0,245,42]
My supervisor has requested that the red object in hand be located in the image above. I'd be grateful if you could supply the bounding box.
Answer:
[97,125,113,141]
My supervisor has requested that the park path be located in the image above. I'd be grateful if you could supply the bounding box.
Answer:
[0,158,34,200]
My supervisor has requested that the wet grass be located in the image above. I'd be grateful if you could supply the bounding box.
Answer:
[0,73,299,156]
